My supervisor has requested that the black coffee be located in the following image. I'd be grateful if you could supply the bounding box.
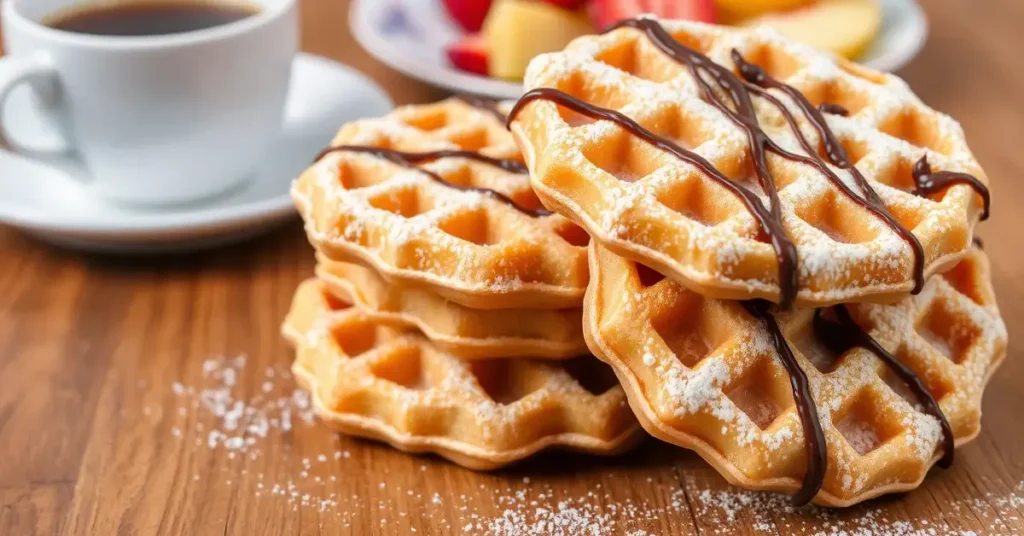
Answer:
[45,1,261,37]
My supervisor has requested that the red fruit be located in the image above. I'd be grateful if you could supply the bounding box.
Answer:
[447,34,489,76]
[589,0,715,30]
[442,0,493,32]
[539,0,591,9]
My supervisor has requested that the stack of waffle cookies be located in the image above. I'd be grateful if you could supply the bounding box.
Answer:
[285,18,1006,507]
[285,97,644,470]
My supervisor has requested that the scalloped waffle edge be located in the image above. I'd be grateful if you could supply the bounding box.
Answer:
[584,243,1006,506]
[292,97,590,310]
[283,279,645,470]
[511,19,987,307]
[315,255,587,359]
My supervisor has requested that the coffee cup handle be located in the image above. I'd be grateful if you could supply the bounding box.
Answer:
[0,54,72,159]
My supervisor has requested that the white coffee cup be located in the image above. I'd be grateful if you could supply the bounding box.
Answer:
[0,0,298,205]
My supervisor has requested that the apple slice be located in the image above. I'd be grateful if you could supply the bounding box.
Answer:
[484,0,595,80]
[442,0,493,33]
[447,34,489,76]
[541,0,591,9]
[715,0,813,22]
[740,0,882,60]
[589,0,716,31]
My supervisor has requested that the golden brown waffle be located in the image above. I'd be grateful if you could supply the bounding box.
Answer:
[584,243,1006,506]
[283,279,644,469]
[315,255,587,359]
[510,19,989,307]
[293,98,590,310]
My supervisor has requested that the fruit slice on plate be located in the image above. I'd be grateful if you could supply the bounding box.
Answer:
[739,0,882,59]
[542,0,591,8]
[714,0,813,21]
[589,0,717,31]
[483,0,595,80]
[447,34,489,76]
[442,0,493,32]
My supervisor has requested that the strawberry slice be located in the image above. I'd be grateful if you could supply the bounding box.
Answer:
[589,0,716,30]
[540,0,591,9]
[447,34,489,76]
[442,0,493,32]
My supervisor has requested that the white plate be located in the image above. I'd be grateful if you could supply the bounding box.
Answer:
[0,53,394,254]
[351,0,927,100]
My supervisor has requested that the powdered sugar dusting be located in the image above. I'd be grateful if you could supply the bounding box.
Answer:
[292,97,589,300]
[152,355,1022,534]
[519,14,988,305]
[837,415,881,456]
[686,472,1024,535]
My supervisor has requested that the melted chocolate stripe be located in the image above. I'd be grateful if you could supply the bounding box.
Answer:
[818,103,850,117]
[732,52,928,294]
[619,18,952,496]
[594,17,803,309]
[510,18,966,503]
[913,156,990,221]
[814,305,955,467]
[744,300,828,506]
[314,146,551,217]
[316,147,528,174]
[600,20,824,502]
[507,88,798,304]
[623,26,783,214]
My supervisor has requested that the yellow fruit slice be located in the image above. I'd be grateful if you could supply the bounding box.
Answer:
[483,0,594,80]
[716,0,815,22]
[741,0,882,60]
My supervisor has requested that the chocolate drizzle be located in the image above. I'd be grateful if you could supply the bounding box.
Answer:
[508,16,973,503]
[813,305,955,467]
[508,88,798,304]
[743,300,827,506]
[314,145,551,217]
[818,103,850,117]
[609,18,803,308]
[912,156,990,221]
[732,51,927,294]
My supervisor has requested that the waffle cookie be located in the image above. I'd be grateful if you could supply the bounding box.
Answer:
[509,17,990,308]
[584,243,1006,506]
[293,97,590,310]
[283,279,643,469]
[315,255,587,359]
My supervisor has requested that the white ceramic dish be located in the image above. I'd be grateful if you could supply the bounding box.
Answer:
[0,53,394,254]
[351,0,927,100]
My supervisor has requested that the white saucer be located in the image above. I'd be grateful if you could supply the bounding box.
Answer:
[351,0,927,101]
[0,53,394,254]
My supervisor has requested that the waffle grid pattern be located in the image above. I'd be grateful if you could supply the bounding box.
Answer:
[511,19,988,306]
[584,244,1006,506]
[294,98,590,310]
[284,279,643,470]
[315,256,587,359]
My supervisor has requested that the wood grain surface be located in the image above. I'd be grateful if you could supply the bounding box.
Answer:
[2,0,1023,534]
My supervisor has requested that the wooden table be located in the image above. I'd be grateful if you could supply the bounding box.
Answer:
[2,1,1022,534]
